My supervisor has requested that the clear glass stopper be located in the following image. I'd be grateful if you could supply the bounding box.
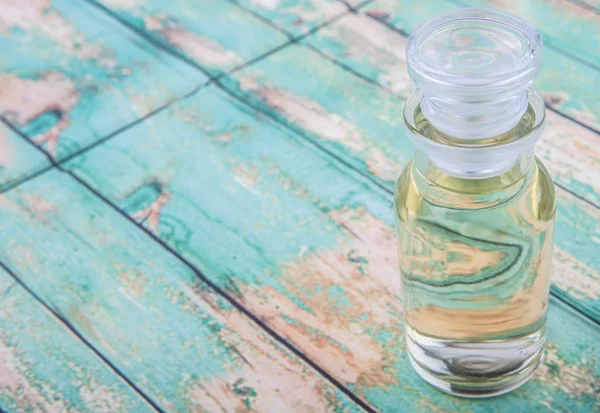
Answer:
[407,9,543,139]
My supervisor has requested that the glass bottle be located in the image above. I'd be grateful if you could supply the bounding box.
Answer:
[394,9,555,397]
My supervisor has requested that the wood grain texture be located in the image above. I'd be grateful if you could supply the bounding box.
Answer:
[303,11,600,207]
[216,44,600,323]
[0,0,205,161]
[0,267,154,413]
[230,0,354,37]
[360,0,600,133]
[0,122,49,191]
[579,0,600,11]
[0,170,362,413]
[65,85,600,412]
[91,0,289,76]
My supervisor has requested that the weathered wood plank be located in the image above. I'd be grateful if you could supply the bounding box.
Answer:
[359,0,600,133]
[0,0,205,162]
[0,266,154,413]
[0,122,49,192]
[216,44,600,322]
[66,85,600,412]
[579,0,600,11]
[230,0,355,37]
[303,11,600,207]
[91,0,289,76]
[0,170,363,413]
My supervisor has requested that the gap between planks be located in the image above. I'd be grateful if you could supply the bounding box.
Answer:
[0,125,377,412]
[3,0,600,361]
[0,260,165,413]
[1,1,600,410]
[0,2,378,411]
[0,0,360,189]
[82,0,365,83]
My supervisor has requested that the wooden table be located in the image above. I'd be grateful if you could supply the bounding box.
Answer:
[0,0,599,411]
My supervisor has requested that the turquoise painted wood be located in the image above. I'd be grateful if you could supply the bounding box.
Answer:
[214,44,600,323]
[0,122,49,191]
[231,0,355,37]
[0,0,205,161]
[359,0,600,133]
[301,11,600,206]
[0,170,363,413]
[91,0,289,76]
[2,0,600,411]
[66,85,600,412]
[0,266,154,413]
[581,0,600,10]
[222,44,411,186]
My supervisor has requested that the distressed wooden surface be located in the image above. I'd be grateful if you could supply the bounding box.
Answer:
[0,0,205,164]
[217,44,600,323]
[0,170,363,413]
[0,122,49,192]
[66,85,600,412]
[91,0,289,76]
[0,266,154,413]
[2,0,600,412]
[581,0,600,10]
[231,0,358,37]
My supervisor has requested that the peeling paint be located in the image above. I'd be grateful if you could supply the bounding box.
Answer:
[131,191,172,234]
[536,343,600,397]
[552,248,600,301]
[233,206,402,393]
[314,14,412,97]
[163,28,243,68]
[234,164,261,189]
[0,72,78,155]
[252,0,280,10]
[0,343,71,413]
[238,77,399,180]
[0,0,106,60]
[0,127,14,168]
[172,280,359,413]
[19,192,58,224]
[0,268,149,413]
[245,0,348,35]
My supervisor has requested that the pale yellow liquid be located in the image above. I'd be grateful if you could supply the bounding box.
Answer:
[395,108,556,396]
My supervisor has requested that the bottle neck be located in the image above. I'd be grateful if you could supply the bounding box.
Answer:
[413,150,536,209]
[403,88,546,180]
[421,88,529,139]
[415,147,535,190]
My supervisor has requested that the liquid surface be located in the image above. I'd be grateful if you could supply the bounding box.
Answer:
[394,158,555,396]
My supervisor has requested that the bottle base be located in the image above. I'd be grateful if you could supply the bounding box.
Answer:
[406,325,545,398]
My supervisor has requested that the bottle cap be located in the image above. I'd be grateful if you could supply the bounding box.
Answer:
[407,9,542,139]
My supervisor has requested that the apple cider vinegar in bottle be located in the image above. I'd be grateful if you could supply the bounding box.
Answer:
[394,9,555,397]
